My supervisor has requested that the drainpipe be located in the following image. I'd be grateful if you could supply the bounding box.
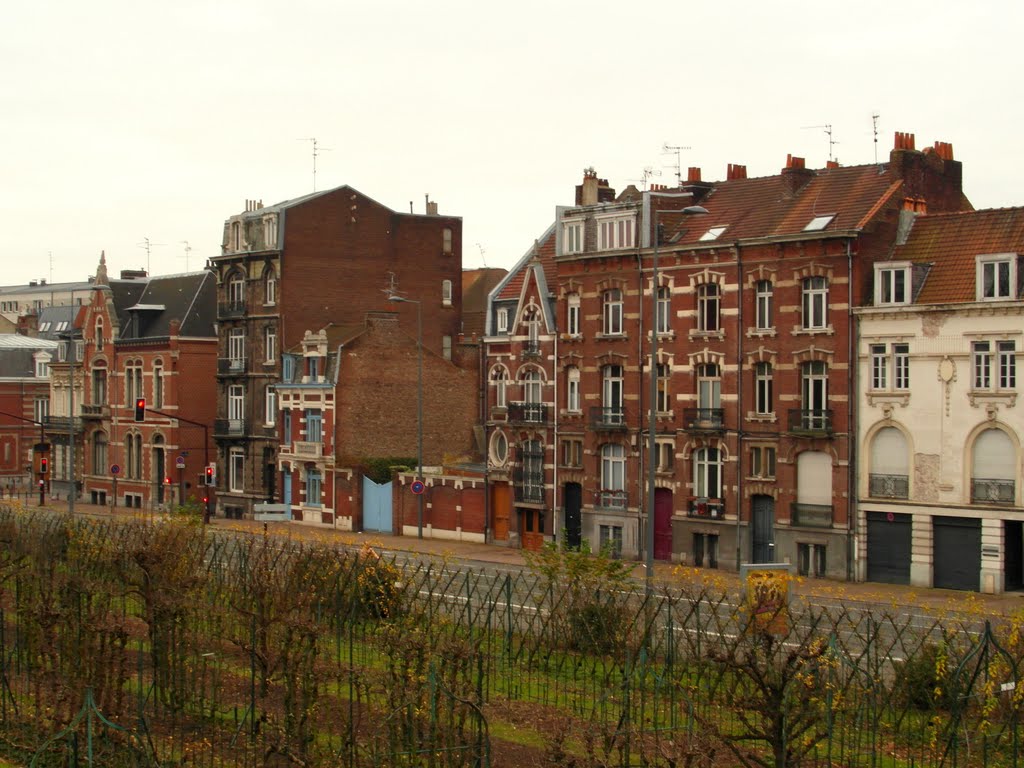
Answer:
[735,241,744,572]
[636,249,646,563]
[846,238,857,581]
[552,305,559,545]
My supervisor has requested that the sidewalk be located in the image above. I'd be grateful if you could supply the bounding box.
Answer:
[49,500,1024,619]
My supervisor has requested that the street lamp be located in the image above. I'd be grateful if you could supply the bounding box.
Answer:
[387,295,424,538]
[646,202,708,596]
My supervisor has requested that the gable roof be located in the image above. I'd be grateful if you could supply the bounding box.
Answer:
[890,207,1024,304]
[118,270,216,340]
[493,224,557,302]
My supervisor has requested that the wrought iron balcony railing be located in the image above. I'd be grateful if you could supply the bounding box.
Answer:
[791,503,834,527]
[594,489,628,510]
[869,473,909,499]
[521,340,542,357]
[684,408,725,431]
[687,498,725,519]
[80,404,109,419]
[214,418,249,437]
[217,301,247,319]
[508,402,549,424]
[512,469,545,503]
[788,409,833,435]
[590,406,627,430]
[971,478,1015,504]
[217,357,248,375]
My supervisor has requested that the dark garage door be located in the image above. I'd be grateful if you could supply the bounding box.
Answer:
[934,516,981,592]
[866,511,912,585]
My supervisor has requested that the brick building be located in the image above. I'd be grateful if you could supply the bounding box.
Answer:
[856,207,1024,593]
[45,254,217,510]
[0,335,57,491]
[485,133,969,576]
[210,187,465,519]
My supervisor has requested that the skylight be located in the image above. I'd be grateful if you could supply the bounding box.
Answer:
[699,226,728,242]
[804,214,835,232]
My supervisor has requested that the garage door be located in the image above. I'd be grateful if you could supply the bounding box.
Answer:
[866,511,912,584]
[933,516,981,591]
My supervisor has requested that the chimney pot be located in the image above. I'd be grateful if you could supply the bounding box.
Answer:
[727,163,747,180]
[687,167,701,183]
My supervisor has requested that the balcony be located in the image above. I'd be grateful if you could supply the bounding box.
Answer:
[218,357,248,375]
[684,408,725,432]
[791,503,834,528]
[590,406,627,431]
[43,416,82,434]
[218,301,247,319]
[293,441,322,459]
[80,404,109,419]
[687,498,725,519]
[869,473,909,499]
[594,489,628,510]
[214,418,249,437]
[512,469,544,503]
[521,340,542,358]
[788,409,833,436]
[508,402,549,424]
[972,478,1015,505]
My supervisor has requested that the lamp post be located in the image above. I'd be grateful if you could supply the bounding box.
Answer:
[646,203,708,597]
[387,295,424,538]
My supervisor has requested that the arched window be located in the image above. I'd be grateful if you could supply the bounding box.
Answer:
[869,427,909,498]
[565,366,581,412]
[490,430,508,466]
[228,271,245,310]
[656,286,672,334]
[92,431,108,475]
[697,283,720,332]
[693,447,721,499]
[264,269,277,305]
[95,317,105,351]
[153,360,164,409]
[972,429,1015,503]
[490,366,508,409]
[521,368,542,404]
[599,444,626,508]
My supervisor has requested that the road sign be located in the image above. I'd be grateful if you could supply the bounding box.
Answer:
[411,480,425,495]
[110,464,121,476]
[175,456,186,469]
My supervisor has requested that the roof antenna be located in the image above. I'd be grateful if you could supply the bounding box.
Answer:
[136,237,164,276]
[297,137,332,191]
[801,124,839,163]
[629,166,662,190]
[662,143,691,186]
[180,240,192,272]
[872,112,880,164]
[476,243,488,268]
[382,271,402,300]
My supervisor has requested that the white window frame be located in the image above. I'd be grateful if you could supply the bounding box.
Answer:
[561,438,582,468]
[802,361,829,412]
[976,254,1016,301]
[34,353,50,378]
[598,524,623,557]
[875,262,911,305]
[566,293,580,337]
[750,445,776,479]
[974,340,1016,391]
[228,273,245,306]
[522,369,542,404]
[754,362,773,415]
[264,271,277,305]
[264,387,276,426]
[228,384,245,423]
[596,214,635,251]
[755,280,773,330]
[442,279,453,306]
[491,430,508,466]
[656,439,674,472]
[229,328,245,364]
[802,276,829,330]
[496,307,509,334]
[603,289,623,335]
[229,449,244,493]
[265,326,277,363]
[871,343,911,391]
[33,396,49,423]
[699,226,727,242]
[603,364,623,413]
[562,219,583,255]
[656,286,671,334]
[693,447,721,499]
[491,366,508,408]
[566,366,581,412]
[656,363,671,413]
[153,362,163,409]
[600,443,626,491]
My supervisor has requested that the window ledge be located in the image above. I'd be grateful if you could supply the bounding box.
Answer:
[792,326,835,337]
[595,332,627,341]
[746,412,778,423]
[688,330,725,342]
[560,333,584,342]
[746,328,777,339]
[867,392,911,407]
[656,410,674,421]
[648,331,676,342]
[969,390,1017,408]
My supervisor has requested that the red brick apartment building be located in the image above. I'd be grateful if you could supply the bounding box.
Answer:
[484,133,969,577]
[0,335,56,491]
[210,188,469,519]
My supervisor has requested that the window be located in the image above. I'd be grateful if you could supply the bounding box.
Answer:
[656,440,674,472]
[442,227,453,255]
[801,276,828,330]
[600,444,626,492]
[598,525,623,558]
[697,283,720,332]
[755,280,773,330]
[264,387,276,426]
[750,445,776,479]
[693,447,721,499]
[491,430,508,465]
[282,355,295,382]
[602,365,624,422]
[308,357,320,380]
[125,361,143,402]
[798,544,826,577]
[228,384,245,424]
[699,226,727,242]
[693,533,719,568]
[282,409,292,442]
[563,220,583,255]
[597,215,635,250]
[603,289,623,335]
[869,427,909,499]
[496,307,509,334]
[126,433,142,480]
[92,431,108,475]
[649,285,670,334]
[491,366,508,408]
[656,363,671,413]
[153,363,164,409]
[228,272,245,308]
[442,279,453,306]
[229,329,245,367]
[442,335,452,361]
[231,221,242,251]
[264,270,277,305]
[265,326,277,363]
[33,397,49,423]
[305,470,322,507]
[520,439,544,502]
[91,367,106,404]
[566,293,580,337]
[801,361,829,426]
[95,318,104,351]
[974,340,1016,390]
[977,255,1016,301]
[876,264,910,305]
[35,355,50,378]
[522,369,542,404]
[230,449,244,492]
[972,428,1015,503]
[561,438,582,467]
[566,366,581,412]
[804,214,835,231]
[697,363,721,412]
[871,343,910,390]
[305,409,323,443]
[754,362,773,415]
[263,215,277,249]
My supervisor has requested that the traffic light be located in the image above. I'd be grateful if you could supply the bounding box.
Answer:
[164,477,172,485]
[39,457,48,474]
[205,464,216,486]
[134,398,146,422]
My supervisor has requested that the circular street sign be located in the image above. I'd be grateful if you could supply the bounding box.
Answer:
[175,456,186,469]
[110,464,121,476]
[411,480,425,495]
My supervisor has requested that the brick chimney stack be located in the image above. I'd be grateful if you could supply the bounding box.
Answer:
[782,154,815,194]
[727,164,747,181]
[575,168,616,206]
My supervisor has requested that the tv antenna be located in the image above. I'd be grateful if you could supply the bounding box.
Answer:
[382,271,403,300]
[297,137,332,191]
[871,112,880,164]
[801,124,839,163]
[180,240,192,272]
[476,243,488,268]
[136,237,164,276]
[629,166,662,190]
[662,143,691,186]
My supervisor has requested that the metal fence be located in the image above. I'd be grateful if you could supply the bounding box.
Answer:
[0,503,1019,767]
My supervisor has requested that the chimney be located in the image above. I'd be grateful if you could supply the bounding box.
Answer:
[577,167,599,205]
[782,154,814,194]
[426,200,439,215]
[893,132,916,151]
[931,141,955,161]
[687,167,702,183]
[681,166,714,204]
[726,163,747,181]
[825,160,840,170]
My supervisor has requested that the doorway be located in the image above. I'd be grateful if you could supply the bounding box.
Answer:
[751,494,775,563]
[654,488,673,560]
[563,483,582,549]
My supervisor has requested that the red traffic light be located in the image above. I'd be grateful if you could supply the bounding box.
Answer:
[39,457,48,473]
[134,398,146,422]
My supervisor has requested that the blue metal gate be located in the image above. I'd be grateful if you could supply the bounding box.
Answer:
[362,476,393,533]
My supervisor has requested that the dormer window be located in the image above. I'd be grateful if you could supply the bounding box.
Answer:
[34,353,50,378]
[262,215,278,249]
[496,307,509,334]
[976,254,1017,301]
[875,262,911,305]
[562,219,583,255]
[699,226,727,242]
[596,214,635,251]
[804,214,835,232]
[308,357,320,380]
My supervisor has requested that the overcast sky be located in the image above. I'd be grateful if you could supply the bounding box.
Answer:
[4,0,1022,287]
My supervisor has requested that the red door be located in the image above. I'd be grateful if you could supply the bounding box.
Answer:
[654,488,674,561]
[519,508,545,552]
